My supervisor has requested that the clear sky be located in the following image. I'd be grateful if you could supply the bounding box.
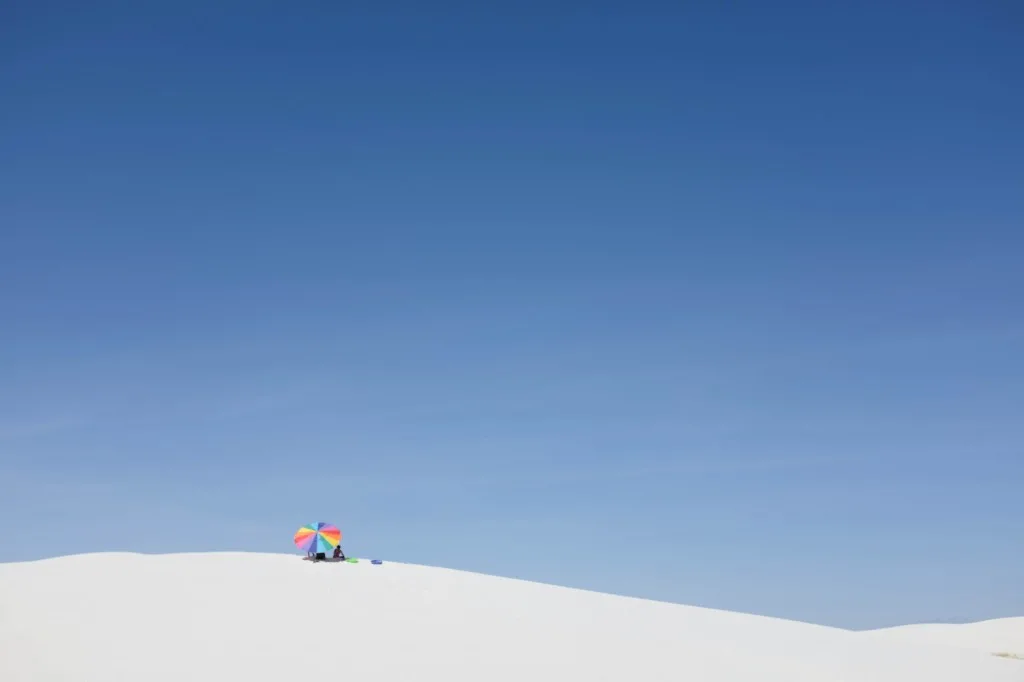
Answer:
[1,1,1022,630]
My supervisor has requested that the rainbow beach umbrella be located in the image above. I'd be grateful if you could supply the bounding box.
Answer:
[294,523,341,554]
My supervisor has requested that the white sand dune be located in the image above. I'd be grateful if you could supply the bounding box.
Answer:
[865,618,1024,659]
[0,553,1019,682]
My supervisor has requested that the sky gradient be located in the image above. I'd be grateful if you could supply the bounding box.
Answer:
[2,1,1022,629]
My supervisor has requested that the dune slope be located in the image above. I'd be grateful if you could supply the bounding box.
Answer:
[0,553,1019,682]
[865,618,1024,659]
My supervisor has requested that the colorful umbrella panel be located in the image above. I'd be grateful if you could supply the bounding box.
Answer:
[294,523,341,554]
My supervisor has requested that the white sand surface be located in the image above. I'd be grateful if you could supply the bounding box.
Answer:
[865,617,1024,658]
[0,552,1019,681]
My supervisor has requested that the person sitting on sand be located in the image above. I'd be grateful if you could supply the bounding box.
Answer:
[333,546,344,560]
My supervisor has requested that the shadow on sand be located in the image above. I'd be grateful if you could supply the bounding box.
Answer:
[302,556,349,563]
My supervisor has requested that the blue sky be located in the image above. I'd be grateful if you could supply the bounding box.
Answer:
[1,1,1022,629]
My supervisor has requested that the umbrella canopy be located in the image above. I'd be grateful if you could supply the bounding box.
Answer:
[294,523,341,554]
